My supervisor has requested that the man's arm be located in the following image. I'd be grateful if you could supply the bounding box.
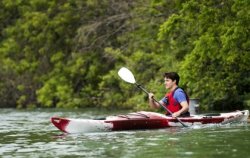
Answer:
[172,101,189,117]
[148,93,162,109]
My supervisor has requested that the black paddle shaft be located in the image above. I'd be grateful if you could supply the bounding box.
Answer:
[134,83,188,127]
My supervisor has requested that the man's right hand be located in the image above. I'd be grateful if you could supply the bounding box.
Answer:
[148,93,154,100]
[148,93,161,109]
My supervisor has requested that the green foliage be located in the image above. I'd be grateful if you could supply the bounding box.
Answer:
[0,0,249,111]
[158,0,250,110]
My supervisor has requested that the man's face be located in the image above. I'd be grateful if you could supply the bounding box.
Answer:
[164,77,175,89]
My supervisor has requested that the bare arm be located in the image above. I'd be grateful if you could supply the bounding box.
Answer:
[172,101,189,117]
[148,93,162,109]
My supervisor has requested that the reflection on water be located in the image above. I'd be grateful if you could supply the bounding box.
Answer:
[0,108,249,158]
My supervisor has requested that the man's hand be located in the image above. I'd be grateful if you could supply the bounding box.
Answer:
[172,111,182,118]
[148,93,161,109]
[148,93,154,100]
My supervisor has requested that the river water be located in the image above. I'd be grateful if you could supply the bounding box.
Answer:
[0,108,249,158]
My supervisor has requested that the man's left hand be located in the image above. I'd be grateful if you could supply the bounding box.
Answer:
[172,111,181,118]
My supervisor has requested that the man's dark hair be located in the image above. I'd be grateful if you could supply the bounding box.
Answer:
[164,72,180,85]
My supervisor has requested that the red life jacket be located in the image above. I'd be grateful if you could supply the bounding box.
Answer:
[164,87,189,114]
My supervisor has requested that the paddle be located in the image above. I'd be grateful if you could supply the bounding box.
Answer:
[118,67,188,127]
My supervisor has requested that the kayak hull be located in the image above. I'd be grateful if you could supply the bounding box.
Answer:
[51,110,249,133]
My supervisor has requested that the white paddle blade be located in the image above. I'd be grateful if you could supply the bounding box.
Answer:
[118,67,136,84]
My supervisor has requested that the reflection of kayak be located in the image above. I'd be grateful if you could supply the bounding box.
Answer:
[51,110,249,133]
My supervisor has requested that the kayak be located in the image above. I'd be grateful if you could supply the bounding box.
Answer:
[51,110,249,133]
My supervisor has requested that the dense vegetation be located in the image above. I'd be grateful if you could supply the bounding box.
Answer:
[0,0,249,111]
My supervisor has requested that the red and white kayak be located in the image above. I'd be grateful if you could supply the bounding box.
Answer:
[51,110,249,133]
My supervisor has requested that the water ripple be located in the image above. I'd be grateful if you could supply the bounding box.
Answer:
[1,109,250,158]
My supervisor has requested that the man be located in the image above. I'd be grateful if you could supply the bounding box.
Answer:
[148,72,190,117]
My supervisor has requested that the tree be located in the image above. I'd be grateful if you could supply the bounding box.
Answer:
[158,0,250,110]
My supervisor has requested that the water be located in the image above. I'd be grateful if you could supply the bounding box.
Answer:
[0,108,250,158]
